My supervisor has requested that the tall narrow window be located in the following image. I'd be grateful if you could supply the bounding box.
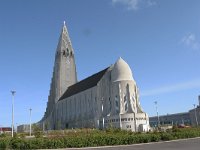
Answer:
[132,95,135,110]
[94,97,99,115]
[115,96,119,113]
[109,97,112,112]
[124,95,128,111]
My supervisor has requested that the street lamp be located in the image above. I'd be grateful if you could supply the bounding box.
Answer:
[11,90,16,138]
[154,101,160,127]
[29,108,32,136]
[193,104,198,126]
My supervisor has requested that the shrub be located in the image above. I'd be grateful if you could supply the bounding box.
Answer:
[0,133,7,138]
[9,138,24,149]
[150,133,161,142]
[18,133,26,139]
[161,132,174,141]
[0,127,200,149]
[0,138,9,149]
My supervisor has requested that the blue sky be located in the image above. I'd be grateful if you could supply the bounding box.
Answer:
[0,0,200,127]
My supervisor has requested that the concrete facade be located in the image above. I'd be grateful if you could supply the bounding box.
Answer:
[39,23,150,132]
[17,124,30,133]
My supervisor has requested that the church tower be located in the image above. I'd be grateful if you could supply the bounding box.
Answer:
[53,21,77,102]
[44,22,77,119]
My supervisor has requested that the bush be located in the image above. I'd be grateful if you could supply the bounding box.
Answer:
[0,127,200,149]
[161,132,174,141]
[0,133,7,138]
[0,138,9,150]
[9,138,24,149]
[18,133,26,139]
[150,133,161,142]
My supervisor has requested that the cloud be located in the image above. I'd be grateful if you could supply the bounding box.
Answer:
[112,0,139,10]
[181,33,200,50]
[112,0,156,11]
[141,79,200,97]
[146,0,157,7]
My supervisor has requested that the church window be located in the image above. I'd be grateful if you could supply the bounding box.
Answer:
[115,100,119,107]
[62,102,64,118]
[109,97,111,112]
[63,50,66,56]
[125,103,128,111]
[115,96,119,113]
[132,94,135,102]
[95,97,97,103]
[124,95,127,103]
[132,95,135,110]
[124,95,128,111]
[74,98,77,116]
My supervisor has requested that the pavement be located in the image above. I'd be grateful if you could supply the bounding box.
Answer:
[60,137,200,150]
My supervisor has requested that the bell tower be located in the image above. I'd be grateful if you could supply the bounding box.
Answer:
[44,22,77,119]
[53,21,77,102]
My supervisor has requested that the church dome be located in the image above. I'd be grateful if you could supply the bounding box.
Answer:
[111,57,134,82]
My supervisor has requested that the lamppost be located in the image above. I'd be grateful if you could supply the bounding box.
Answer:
[193,104,198,126]
[154,101,160,128]
[29,108,32,136]
[11,90,16,138]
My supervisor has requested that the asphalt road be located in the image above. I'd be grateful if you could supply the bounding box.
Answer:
[64,137,200,150]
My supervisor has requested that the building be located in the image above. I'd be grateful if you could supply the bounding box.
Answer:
[149,112,191,127]
[17,124,31,133]
[0,127,12,133]
[189,96,200,126]
[38,22,150,132]
[150,96,200,127]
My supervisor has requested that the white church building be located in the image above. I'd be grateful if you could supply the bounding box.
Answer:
[39,22,150,132]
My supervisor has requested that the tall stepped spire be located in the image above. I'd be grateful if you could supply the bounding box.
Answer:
[54,21,78,102]
[44,21,77,119]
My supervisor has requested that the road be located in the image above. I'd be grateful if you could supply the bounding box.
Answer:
[63,137,200,150]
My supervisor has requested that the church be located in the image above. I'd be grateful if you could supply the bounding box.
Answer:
[39,22,150,132]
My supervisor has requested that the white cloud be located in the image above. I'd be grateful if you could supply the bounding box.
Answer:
[112,0,156,11]
[112,0,139,10]
[141,79,200,97]
[181,33,200,50]
[147,0,157,7]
